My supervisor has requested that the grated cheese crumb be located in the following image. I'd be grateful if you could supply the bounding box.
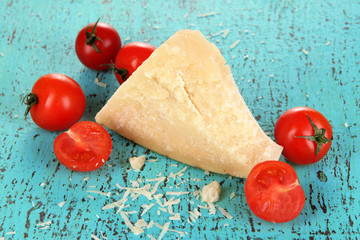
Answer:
[5,231,16,235]
[201,181,221,203]
[129,155,146,170]
[325,41,331,45]
[230,192,236,200]
[58,201,66,208]
[83,177,90,181]
[344,122,349,128]
[302,49,309,55]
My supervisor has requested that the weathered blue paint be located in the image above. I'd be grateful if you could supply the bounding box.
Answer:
[0,0,359,239]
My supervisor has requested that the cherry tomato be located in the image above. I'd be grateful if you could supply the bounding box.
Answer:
[75,18,121,70]
[53,121,112,172]
[274,106,333,165]
[112,42,156,84]
[245,161,305,223]
[23,73,86,131]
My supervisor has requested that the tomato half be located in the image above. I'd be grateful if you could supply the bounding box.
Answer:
[23,73,86,131]
[274,106,333,165]
[245,161,305,223]
[75,19,121,70]
[112,42,156,84]
[53,121,112,172]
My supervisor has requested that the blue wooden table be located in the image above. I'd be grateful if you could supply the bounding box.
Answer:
[1,0,359,239]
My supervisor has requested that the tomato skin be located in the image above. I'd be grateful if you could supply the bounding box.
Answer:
[245,161,305,223]
[274,107,333,165]
[27,73,86,131]
[75,21,121,70]
[53,121,112,172]
[113,42,156,84]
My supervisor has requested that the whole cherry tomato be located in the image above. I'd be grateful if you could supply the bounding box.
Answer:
[53,121,112,172]
[75,18,121,70]
[245,161,305,223]
[112,42,156,84]
[274,106,333,165]
[23,73,86,131]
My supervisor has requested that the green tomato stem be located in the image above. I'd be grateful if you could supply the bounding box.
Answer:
[22,93,38,120]
[85,18,104,53]
[295,114,333,156]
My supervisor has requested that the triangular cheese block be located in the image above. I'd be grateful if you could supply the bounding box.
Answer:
[95,30,283,178]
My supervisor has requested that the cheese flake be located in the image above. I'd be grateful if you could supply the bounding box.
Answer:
[201,180,221,203]
[129,155,146,170]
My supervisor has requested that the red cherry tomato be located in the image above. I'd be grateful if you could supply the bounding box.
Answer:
[53,121,112,172]
[113,42,156,84]
[75,19,121,70]
[274,106,333,165]
[245,161,305,223]
[23,73,86,131]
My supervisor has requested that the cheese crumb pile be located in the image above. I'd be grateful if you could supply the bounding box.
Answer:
[88,156,236,239]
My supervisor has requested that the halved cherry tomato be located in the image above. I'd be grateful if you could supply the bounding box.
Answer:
[75,18,121,70]
[245,161,305,223]
[112,42,156,84]
[23,73,86,131]
[274,106,333,165]
[53,121,112,172]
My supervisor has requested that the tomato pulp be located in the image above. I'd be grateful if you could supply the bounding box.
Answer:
[53,121,112,172]
[245,161,305,223]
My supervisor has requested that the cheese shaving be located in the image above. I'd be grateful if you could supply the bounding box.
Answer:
[141,203,155,216]
[86,190,111,197]
[169,213,181,221]
[91,235,101,240]
[58,201,66,208]
[197,12,216,17]
[222,29,230,39]
[166,191,189,196]
[5,231,16,235]
[102,197,128,210]
[148,235,157,240]
[230,40,240,49]
[36,221,52,227]
[157,222,170,240]
[217,206,233,219]
[230,192,236,199]
[169,167,187,179]
[95,77,108,88]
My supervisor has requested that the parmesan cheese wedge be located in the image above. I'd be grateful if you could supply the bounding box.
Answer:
[95,29,283,178]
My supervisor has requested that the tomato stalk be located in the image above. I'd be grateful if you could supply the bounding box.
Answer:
[296,114,333,156]
[102,63,128,81]
[85,18,104,53]
[23,93,38,119]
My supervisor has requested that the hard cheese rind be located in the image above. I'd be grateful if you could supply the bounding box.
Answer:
[95,29,283,178]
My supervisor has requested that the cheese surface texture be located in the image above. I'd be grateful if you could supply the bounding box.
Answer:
[95,29,283,178]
